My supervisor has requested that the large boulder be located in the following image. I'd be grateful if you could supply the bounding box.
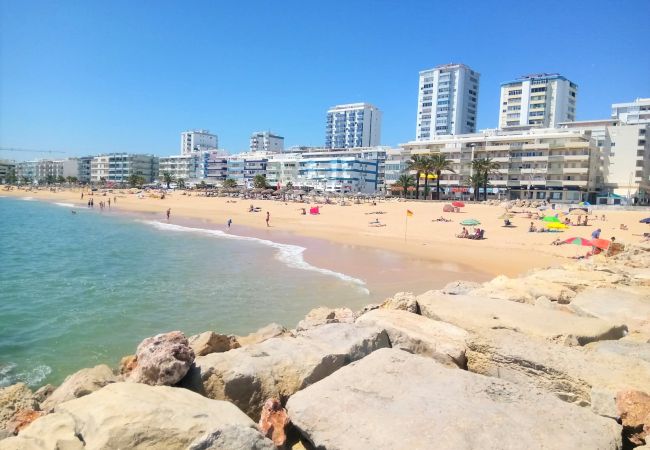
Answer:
[470,275,576,304]
[187,426,276,450]
[0,383,272,450]
[466,329,650,418]
[617,390,650,447]
[441,280,482,295]
[569,287,650,332]
[529,267,625,291]
[257,398,289,447]
[295,307,354,331]
[0,383,38,433]
[128,330,195,386]
[417,291,627,345]
[182,323,389,420]
[236,323,289,347]
[380,291,419,313]
[189,331,241,357]
[41,364,118,412]
[286,348,622,450]
[356,309,468,368]
[584,339,650,364]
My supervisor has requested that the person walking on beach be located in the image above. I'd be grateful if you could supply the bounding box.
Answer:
[227,218,232,230]
[266,211,270,227]
[591,228,601,240]
[108,198,111,208]
[166,208,171,220]
[81,192,84,200]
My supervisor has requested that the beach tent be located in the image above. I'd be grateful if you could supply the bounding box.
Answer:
[309,206,320,215]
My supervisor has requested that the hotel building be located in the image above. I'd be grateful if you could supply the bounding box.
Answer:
[250,131,284,153]
[499,73,577,130]
[159,150,228,185]
[180,129,218,155]
[325,103,382,149]
[15,159,78,183]
[90,154,159,184]
[416,63,480,140]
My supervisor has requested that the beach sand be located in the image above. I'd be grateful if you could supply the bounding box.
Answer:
[4,187,649,278]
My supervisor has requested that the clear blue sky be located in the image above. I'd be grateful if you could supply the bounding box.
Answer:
[1,0,649,160]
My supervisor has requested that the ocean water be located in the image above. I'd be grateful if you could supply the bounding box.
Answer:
[0,197,370,388]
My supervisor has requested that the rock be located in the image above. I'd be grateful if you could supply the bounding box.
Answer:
[380,291,419,313]
[32,385,55,404]
[354,303,380,318]
[0,383,38,433]
[617,390,650,447]
[0,412,82,450]
[237,323,289,347]
[1,382,268,450]
[417,291,627,345]
[182,323,389,420]
[584,340,650,364]
[128,330,195,386]
[188,425,276,450]
[41,364,118,412]
[189,331,241,357]
[118,354,138,376]
[466,329,650,418]
[441,280,481,295]
[470,275,576,304]
[569,287,650,332]
[258,398,289,447]
[286,348,622,450]
[4,409,43,435]
[295,307,354,331]
[530,267,625,291]
[356,309,468,368]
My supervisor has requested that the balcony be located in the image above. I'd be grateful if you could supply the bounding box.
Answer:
[563,180,588,187]
[486,144,510,151]
[564,154,589,161]
[521,155,548,162]
[565,141,589,149]
[563,167,589,175]
[522,143,549,150]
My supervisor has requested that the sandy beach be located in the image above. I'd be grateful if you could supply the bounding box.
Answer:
[4,187,649,278]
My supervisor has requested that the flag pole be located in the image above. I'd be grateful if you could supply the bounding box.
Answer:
[404,211,408,242]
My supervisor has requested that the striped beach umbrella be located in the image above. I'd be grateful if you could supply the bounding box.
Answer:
[563,237,592,246]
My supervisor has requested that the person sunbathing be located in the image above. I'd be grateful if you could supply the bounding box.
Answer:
[456,227,469,238]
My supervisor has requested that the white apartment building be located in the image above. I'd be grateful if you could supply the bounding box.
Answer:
[560,119,649,204]
[401,128,600,203]
[250,131,284,153]
[159,150,228,185]
[15,159,78,183]
[325,103,382,148]
[416,63,480,140]
[611,98,650,124]
[499,73,577,130]
[0,160,16,184]
[90,154,159,184]
[180,129,218,155]
[384,148,410,191]
[266,153,301,188]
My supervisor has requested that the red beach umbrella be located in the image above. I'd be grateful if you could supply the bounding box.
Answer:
[591,238,611,250]
[452,201,465,208]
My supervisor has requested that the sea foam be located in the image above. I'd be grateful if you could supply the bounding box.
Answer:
[0,363,52,388]
[54,202,76,208]
[141,220,369,293]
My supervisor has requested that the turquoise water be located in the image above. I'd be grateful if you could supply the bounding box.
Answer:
[0,197,370,387]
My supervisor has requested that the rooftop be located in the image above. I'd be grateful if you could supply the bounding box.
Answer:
[501,73,571,86]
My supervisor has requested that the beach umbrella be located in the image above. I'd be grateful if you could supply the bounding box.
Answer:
[563,237,592,246]
[460,219,481,226]
[443,204,455,213]
[542,216,561,223]
[569,209,588,216]
[452,201,465,208]
[578,201,591,206]
[591,238,611,250]
[640,217,650,224]
[546,222,568,229]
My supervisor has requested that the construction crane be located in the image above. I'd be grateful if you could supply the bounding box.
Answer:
[0,147,67,155]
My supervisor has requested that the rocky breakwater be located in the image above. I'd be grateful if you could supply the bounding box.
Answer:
[1,243,649,449]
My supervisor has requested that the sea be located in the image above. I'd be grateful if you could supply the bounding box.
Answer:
[0,197,373,388]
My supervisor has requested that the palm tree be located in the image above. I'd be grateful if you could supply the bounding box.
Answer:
[286,181,294,190]
[177,178,186,189]
[406,155,427,200]
[56,175,66,184]
[466,173,485,201]
[162,172,174,189]
[472,158,501,201]
[222,178,237,189]
[253,174,268,189]
[393,174,415,198]
[429,154,455,201]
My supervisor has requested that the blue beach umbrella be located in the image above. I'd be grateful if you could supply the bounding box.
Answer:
[640,217,650,224]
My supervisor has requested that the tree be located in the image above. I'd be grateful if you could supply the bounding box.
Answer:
[253,174,268,189]
[222,178,237,189]
[466,173,486,201]
[162,172,174,189]
[56,175,66,184]
[99,177,107,187]
[20,176,30,185]
[197,180,207,190]
[6,168,17,185]
[127,174,144,188]
[45,174,55,185]
[471,158,501,201]
[406,155,427,200]
[177,178,186,189]
[429,154,455,201]
[286,181,294,190]
[393,174,415,198]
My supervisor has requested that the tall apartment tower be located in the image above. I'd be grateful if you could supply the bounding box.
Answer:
[416,63,480,140]
[325,103,382,148]
[250,131,285,153]
[611,98,650,124]
[499,73,577,129]
[180,129,218,155]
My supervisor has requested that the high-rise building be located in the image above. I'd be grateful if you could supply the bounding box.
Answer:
[90,154,159,184]
[250,131,284,153]
[180,129,218,155]
[416,63,480,140]
[499,73,577,130]
[325,103,382,148]
[611,98,650,124]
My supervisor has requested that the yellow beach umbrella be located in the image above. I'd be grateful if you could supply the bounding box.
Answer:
[546,222,568,229]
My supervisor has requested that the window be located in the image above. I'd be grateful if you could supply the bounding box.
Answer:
[422,102,432,107]
[422,83,434,89]
[531,87,546,93]
[507,105,521,111]
[508,89,522,95]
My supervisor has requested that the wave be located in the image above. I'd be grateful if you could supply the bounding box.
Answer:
[54,202,76,208]
[22,197,35,201]
[0,363,52,388]
[140,220,369,294]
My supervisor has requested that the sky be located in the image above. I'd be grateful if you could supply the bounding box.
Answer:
[1,0,649,161]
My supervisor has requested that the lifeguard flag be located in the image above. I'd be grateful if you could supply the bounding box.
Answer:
[406,209,414,217]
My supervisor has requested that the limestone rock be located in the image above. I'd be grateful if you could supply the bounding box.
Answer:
[237,323,289,347]
[584,339,650,364]
[128,330,195,386]
[189,331,241,357]
[4,409,43,435]
[441,280,481,295]
[1,382,267,450]
[41,364,117,412]
[0,412,82,450]
[417,291,627,345]
[187,425,276,450]
[118,354,137,376]
[295,307,354,331]
[569,287,650,333]
[0,383,38,433]
[354,303,380,318]
[470,275,576,304]
[466,329,650,418]
[258,398,289,447]
[286,348,622,450]
[182,323,389,420]
[380,291,419,313]
[32,385,55,404]
[617,390,650,447]
[356,309,468,368]
[530,267,625,291]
